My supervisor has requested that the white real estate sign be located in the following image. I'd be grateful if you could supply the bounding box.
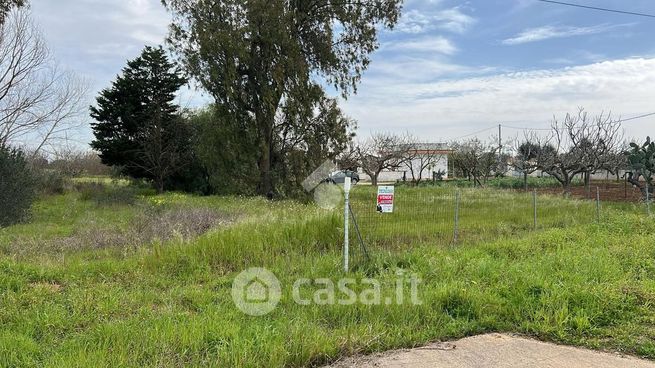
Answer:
[376,186,395,213]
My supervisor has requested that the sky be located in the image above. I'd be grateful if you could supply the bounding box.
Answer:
[29,0,655,146]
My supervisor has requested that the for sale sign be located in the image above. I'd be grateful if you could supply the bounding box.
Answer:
[376,186,395,213]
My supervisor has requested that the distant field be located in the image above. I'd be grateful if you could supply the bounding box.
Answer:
[1,179,654,367]
[348,185,601,252]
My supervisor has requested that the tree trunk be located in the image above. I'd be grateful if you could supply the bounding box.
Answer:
[562,181,571,197]
[156,175,164,194]
[255,100,278,197]
[258,137,273,196]
[524,172,528,191]
[555,172,571,197]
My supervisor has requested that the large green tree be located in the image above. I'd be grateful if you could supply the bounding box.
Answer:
[90,46,189,193]
[192,87,355,196]
[162,0,401,195]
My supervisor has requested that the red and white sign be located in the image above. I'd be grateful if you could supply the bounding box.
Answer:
[376,186,394,213]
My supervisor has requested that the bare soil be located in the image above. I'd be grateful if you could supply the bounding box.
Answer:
[526,181,643,203]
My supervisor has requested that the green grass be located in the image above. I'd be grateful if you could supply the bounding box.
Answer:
[406,176,583,189]
[348,185,600,250]
[1,182,654,367]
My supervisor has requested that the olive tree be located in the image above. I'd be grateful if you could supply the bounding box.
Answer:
[512,132,547,190]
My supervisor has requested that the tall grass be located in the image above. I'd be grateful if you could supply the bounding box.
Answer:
[0,183,654,367]
[348,186,597,252]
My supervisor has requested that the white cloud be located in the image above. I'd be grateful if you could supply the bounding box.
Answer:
[343,58,655,140]
[28,0,177,148]
[31,0,169,69]
[396,7,476,34]
[382,37,457,55]
[503,23,631,45]
[26,0,654,146]
[435,8,476,34]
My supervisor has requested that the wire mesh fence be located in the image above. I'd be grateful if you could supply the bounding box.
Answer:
[345,182,652,263]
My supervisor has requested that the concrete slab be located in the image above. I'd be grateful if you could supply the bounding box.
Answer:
[328,333,655,368]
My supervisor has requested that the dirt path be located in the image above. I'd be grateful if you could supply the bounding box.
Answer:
[327,334,655,368]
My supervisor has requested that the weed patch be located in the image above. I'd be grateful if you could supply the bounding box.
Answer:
[1,185,655,367]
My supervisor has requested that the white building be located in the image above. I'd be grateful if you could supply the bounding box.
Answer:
[359,143,452,183]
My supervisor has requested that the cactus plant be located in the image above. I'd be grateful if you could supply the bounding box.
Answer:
[625,137,655,199]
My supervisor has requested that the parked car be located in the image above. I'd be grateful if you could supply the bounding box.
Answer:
[324,170,359,185]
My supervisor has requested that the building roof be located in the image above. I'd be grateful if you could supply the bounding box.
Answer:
[398,142,452,154]
[413,143,451,151]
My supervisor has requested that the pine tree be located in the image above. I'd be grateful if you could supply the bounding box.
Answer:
[90,46,188,192]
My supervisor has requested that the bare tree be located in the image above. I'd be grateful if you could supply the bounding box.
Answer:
[400,135,444,184]
[602,142,629,181]
[511,132,543,190]
[451,138,498,186]
[356,132,407,186]
[0,10,86,155]
[45,142,110,177]
[335,141,359,171]
[539,108,623,194]
[131,119,190,193]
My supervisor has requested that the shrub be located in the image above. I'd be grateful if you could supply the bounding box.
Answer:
[35,169,71,195]
[74,182,137,205]
[0,146,37,227]
[6,205,229,255]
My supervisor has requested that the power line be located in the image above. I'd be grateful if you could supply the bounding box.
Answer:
[618,111,655,123]
[451,126,497,140]
[502,112,655,132]
[446,111,655,141]
[536,0,655,19]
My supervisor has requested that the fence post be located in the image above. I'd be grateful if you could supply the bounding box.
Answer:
[343,177,351,273]
[453,190,460,245]
[647,183,652,217]
[533,189,537,230]
[596,186,600,221]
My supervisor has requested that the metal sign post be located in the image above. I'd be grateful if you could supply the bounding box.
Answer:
[343,176,351,272]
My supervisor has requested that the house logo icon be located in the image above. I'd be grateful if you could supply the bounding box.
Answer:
[231,267,281,316]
